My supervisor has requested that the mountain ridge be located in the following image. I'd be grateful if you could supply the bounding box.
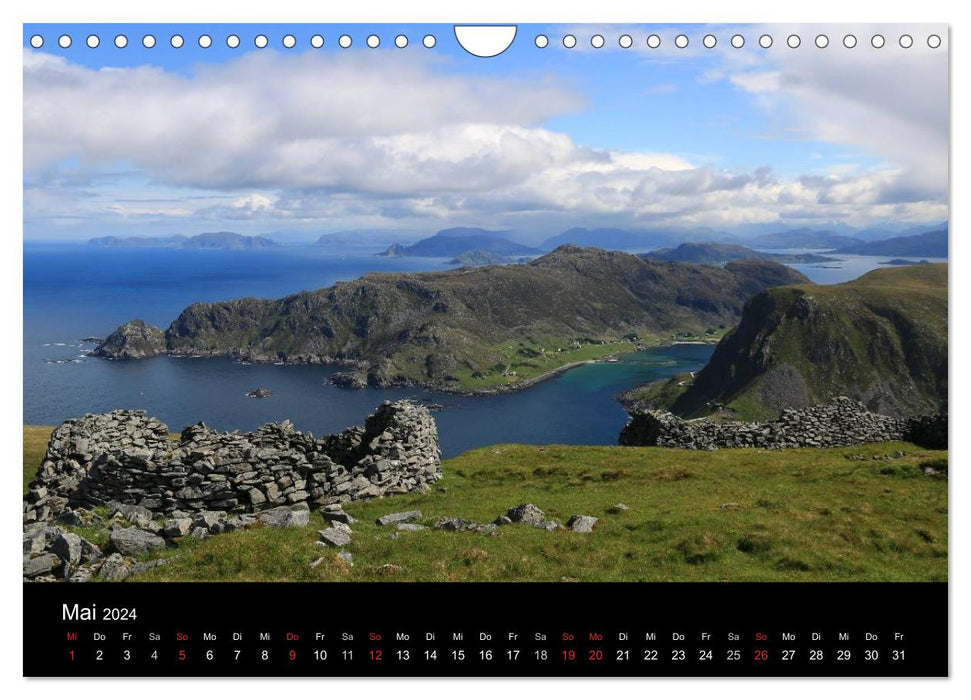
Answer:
[93,245,810,394]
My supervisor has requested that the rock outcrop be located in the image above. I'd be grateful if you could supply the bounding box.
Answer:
[23,400,441,524]
[619,397,947,450]
[89,320,166,359]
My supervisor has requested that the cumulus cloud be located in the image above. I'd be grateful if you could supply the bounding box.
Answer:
[22,36,949,236]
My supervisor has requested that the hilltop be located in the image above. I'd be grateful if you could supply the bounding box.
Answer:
[643,241,836,265]
[630,264,947,420]
[93,245,808,393]
[88,232,278,250]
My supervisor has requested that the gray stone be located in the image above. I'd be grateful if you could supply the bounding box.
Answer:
[108,527,166,556]
[52,531,83,566]
[321,507,357,525]
[163,518,193,538]
[607,503,630,514]
[506,503,546,525]
[98,553,131,581]
[337,551,354,565]
[131,559,168,576]
[189,527,210,540]
[258,507,310,529]
[566,515,599,533]
[396,523,427,531]
[24,553,60,578]
[376,510,422,526]
[317,528,352,548]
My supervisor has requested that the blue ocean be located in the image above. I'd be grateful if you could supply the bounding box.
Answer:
[24,243,919,457]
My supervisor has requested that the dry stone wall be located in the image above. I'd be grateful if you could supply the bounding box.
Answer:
[619,397,947,450]
[23,400,441,524]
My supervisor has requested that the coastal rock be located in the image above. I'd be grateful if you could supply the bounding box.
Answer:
[327,371,368,390]
[91,320,165,359]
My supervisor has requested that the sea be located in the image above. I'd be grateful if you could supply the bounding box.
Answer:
[23,243,942,457]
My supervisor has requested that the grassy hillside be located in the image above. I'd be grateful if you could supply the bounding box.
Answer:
[95,246,808,393]
[24,426,947,583]
[658,264,947,420]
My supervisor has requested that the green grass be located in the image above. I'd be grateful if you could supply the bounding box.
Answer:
[25,426,946,583]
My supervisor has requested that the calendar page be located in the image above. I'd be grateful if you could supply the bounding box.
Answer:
[22,22,948,677]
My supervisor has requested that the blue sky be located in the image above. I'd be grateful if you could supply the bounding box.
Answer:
[23,23,948,241]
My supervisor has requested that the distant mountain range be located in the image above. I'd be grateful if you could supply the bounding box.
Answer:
[642,242,836,266]
[747,229,865,249]
[89,232,279,250]
[541,227,684,252]
[379,228,541,258]
[828,229,948,258]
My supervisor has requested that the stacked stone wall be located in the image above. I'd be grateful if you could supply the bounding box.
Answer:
[23,400,441,523]
[619,397,947,451]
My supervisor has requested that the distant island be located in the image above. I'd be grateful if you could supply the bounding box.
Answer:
[828,229,947,258]
[378,227,541,259]
[89,231,279,250]
[92,245,808,394]
[642,241,837,266]
[880,258,931,266]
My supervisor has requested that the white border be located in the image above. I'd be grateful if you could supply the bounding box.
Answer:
[3,1,965,699]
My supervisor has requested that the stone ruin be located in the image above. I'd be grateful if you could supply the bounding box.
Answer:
[619,397,947,451]
[23,400,442,524]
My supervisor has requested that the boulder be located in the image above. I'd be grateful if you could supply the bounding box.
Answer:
[98,553,132,581]
[24,553,60,578]
[375,510,422,526]
[108,527,166,557]
[566,515,599,533]
[317,528,352,548]
[52,532,83,566]
[506,503,545,525]
[258,507,310,529]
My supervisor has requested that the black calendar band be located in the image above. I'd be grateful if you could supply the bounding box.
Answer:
[24,582,947,677]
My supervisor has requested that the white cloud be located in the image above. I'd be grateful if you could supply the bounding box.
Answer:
[22,36,949,237]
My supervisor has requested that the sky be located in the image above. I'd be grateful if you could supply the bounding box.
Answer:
[22,23,949,242]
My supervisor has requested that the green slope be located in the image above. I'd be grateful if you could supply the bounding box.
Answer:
[664,264,947,420]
